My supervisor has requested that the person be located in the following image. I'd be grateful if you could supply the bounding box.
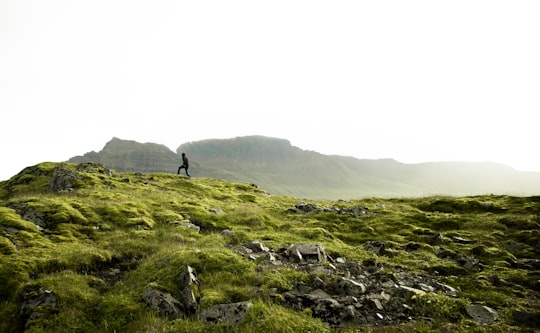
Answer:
[177,153,191,177]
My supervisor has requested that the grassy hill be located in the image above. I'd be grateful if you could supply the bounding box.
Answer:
[1,162,538,332]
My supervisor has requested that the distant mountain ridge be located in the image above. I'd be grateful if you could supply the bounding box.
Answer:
[68,136,540,199]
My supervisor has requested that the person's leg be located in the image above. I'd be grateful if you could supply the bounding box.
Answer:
[186,167,191,177]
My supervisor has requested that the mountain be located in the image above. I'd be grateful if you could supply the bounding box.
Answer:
[68,136,540,199]
[69,137,179,173]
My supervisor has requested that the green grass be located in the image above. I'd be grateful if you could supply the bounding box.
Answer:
[0,162,538,332]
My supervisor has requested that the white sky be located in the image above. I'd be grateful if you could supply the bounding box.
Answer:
[1,1,539,180]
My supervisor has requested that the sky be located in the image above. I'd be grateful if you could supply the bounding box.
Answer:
[1,1,539,181]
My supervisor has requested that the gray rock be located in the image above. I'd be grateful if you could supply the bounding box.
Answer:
[173,221,200,232]
[451,236,473,244]
[287,244,327,263]
[364,241,386,256]
[19,285,58,329]
[141,283,184,319]
[244,240,269,252]
[220,229,233,237]
[199,301,252,324]
[332,277,367,296]
[466,305,498,325]
[175,266,201,314]
[49,167,80,193]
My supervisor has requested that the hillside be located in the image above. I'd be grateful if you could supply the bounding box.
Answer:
[69,136,540,199]
[0,162,538,332]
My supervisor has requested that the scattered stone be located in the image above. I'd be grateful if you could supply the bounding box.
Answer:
[199,301,252,324]
[364,241,386,256]
[286,244,327,263]
[465,305,498,325]
[76,162,113,176]
[405,242,421,252]
[431,233,445,245]
[288,202,369,216]
[141,283,184,319]
[458,256,483,272]
[173,221,201,232]
[331,277,367,295]
[206,207,225,215]
[512,258,540,270]
[512,310,540,328]
[220,229,233,237]
[451,236,473,244]
[19,285,58,329]
[243,240,269,253]
[175,266,201,315]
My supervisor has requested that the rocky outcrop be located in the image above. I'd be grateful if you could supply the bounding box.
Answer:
[140,266,251,325]
[228,240,461,328]
[141,266,202,319]
[49,167,80,193]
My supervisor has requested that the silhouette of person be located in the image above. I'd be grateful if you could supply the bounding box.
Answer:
[177,153,191,177]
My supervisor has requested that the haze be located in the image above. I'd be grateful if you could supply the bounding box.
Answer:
[1,1,539,181]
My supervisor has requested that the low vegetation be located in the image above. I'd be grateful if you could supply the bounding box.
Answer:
[0,162,538,332]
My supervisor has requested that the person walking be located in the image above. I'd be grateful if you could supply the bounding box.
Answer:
[177,153,191,177]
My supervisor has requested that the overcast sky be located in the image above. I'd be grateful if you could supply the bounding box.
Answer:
[1,1,539,180]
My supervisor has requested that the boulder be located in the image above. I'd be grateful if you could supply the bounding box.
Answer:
[466,305,498,325]
[243,240,270,253]
[199,301,252,324]
[141,283,184,319]
[287,244,327,263]
[175,266,201,314]
[49,167,80,193]
[19,285,58,329]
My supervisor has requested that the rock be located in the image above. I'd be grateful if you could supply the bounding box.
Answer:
[76,162,113,176]
[175,266,201,315]
[292,202,321,214]
[512,310,540,328]
[19,285,58,329]
[286,244,327,263]
[206,207,224,215]
[405,242,421,252]
[364,241,386,256]
[173,221,200,232]
[512,258,540,270]
[458,256,483,272]
[451,236,473,244]
[9,202,48,230]
[199,301,252,324]
[49,167,80,193]
[431,233,445,245]
[349,206,369,217]
[141,283,184,319]
[220,229,233,237]
[465,305,498,325]
[331,277,367,295]
[244,240,270,253]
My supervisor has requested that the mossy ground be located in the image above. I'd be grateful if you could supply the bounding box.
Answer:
[0,162,538,332]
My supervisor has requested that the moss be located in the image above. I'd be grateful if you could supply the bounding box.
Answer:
[0,236,17,254]
[0,206,40,231]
